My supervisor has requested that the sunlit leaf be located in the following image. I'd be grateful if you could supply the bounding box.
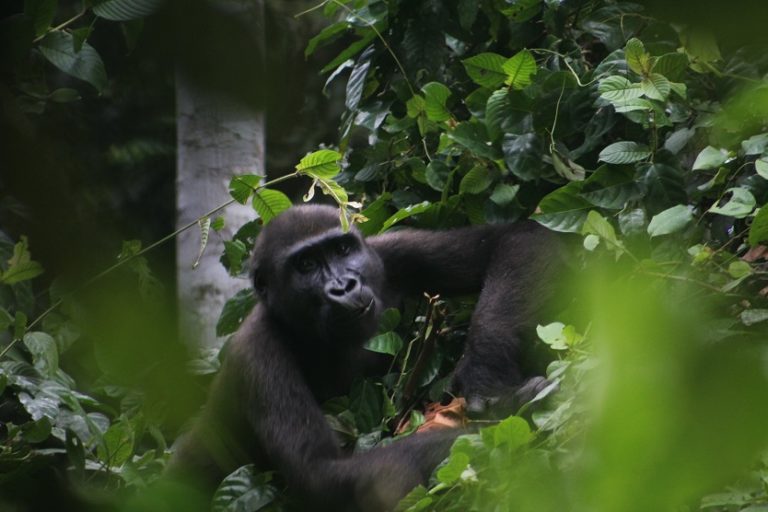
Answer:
[296,149,342,179]
[252,189,292,224]
[502,49,536,89]
[462,53,507,88]
[598,141,651,164]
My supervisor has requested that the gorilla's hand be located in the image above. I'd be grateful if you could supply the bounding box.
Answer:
[453,374,554,416]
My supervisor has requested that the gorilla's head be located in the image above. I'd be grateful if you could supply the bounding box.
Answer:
[251,205,385,345]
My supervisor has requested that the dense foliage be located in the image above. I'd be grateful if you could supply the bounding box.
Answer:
[3,0,768,511]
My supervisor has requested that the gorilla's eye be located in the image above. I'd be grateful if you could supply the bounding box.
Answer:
[336,239,353,256]
[296,256,318,273]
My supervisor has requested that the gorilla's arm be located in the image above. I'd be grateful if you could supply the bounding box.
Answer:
[185,306,458,511]
[369,222,558,409]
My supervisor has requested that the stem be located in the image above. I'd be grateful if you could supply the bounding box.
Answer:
[33,6,88,43]
[0,172,301,361]
[531,48,598,88]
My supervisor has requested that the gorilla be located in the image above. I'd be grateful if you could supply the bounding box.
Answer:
[169,204,557,511]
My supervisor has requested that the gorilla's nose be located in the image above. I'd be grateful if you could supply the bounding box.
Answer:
[325,276,366,310]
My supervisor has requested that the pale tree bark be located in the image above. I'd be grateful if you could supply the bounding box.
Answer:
[175,0,265,347]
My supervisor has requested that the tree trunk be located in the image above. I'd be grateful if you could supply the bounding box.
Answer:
[175,0,265,347]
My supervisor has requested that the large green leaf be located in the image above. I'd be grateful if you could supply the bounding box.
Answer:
[93,0,162,20]
[449,123,498,159]
[305,21,348,57]
[97,421,134,467]
[641,73,671,101]
[651,52,688,81]
[531,182,592,233]
[459,165,493,195]
[692,146,729,170]
[708,188,756,218]
[598,141,651,164]
[598,75,643,103]
[422,82,451,122]
[647,204,694,237]
[216,289,257,337]
[502,133,543,181]
[502,49,536,89]
[364,332,403,355]
[39,32,107,92]
[625,38,652,75]
[296,149,342,179]
[252,189,292,224]
[580,165,641,209]
[462,53,507,88]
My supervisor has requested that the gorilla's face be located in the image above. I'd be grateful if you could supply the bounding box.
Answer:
[252,206,386,345]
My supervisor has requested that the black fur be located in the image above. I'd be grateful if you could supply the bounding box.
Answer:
[169,204,557,510]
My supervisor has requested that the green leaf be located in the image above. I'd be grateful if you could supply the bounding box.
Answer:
[728,260,753,279]
[462,53,507,88]
[24,0,57,37]
[502,49,536,89]
[598,75,643,102]
[625,38,652,75]
[647,204,694,237]
[378,308,401,332]
[491,415,531,449]
[364,332,403,355]
[490,183,519,206]
[651,52,688,81]
[756,158,768,180]
[449,122,498,159]
[741,133,768,155]
[502,133,542,181]
[406,94,425,118]
[93,0,162,20]
[598,141,651,164]
[222,240,247,275]
[39,32,108,92]
[580,165,641,209]
[252,189,292,224]
[422,82,451,122]
[229,175,260,204]
[741,309,768,326]
[296,149,342,179]
[640,73,671,101]
[537,322,568,350]
[708,188,756,218]
[531,182,592,233]
[749,207,768,246]
[436,452,469,485]
[459,165,493,194]
[23,332,58,378]
[1,236,43,285]
[22,416,52,443]
[97,421,134,467]
[681,27,721,72]
[216,289,257,337]
[48,88,81,103]
[321,32,376,74]
[692,146,729,170]
[212,465,276,512]
[425,160,450,192]
[379,202,431,233]
[346,47,372,111]
[582,210,620,246]
[664,127,696,154]
[305,21,348,58]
